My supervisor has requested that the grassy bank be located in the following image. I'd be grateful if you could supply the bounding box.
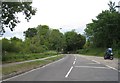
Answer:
[2,54,65,79]
[77,48,120,58]
[2,51,58,63]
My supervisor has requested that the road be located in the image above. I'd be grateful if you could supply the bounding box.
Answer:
[3,54,118,81]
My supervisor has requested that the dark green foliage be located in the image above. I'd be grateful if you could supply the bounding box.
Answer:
[1,2,36,34]
[108,1,116,12]
[84,1,120,48]
[2,24,86,62]
[2,51,57,63]
[2,38,10,52]
[48,29,66,51]
[24,28,37,38]
[64,30,86,52]
[23,25,86,53]
[2,37,23,55]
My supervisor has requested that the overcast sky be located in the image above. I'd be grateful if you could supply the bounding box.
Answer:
[2,0,120,40]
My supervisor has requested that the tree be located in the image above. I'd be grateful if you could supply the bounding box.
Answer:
[108,1,116,12]
[48,29,65,51]
[64,30,86,52]
[10,37,23,52]
[2,38,10,52]
[84,1,120,48]
[1,1,36,34]
[23,25,50,53]
[36,25,50,46]
[25,25,66,52]
[24,28,37,38]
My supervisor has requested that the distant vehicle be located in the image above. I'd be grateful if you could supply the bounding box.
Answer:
[104,48,114,60]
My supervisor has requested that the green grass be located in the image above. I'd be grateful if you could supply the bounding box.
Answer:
[46,54,65,61]
[2,54,65,78]
[2,60,50,75]
[2,51,58,63]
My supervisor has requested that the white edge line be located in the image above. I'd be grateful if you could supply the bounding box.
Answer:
[75,66,110,69]
[105,65,118,71]
[92,60,101,64]
[2,55,66,81]
[65,66,73,78]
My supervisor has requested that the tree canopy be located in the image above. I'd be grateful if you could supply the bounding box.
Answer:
[65,30,86,52]
[1,1,36,35]
[84,1,120,48]
[2,24,86,54]
[24,28,37,38]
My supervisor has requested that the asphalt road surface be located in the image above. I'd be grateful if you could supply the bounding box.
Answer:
[3,54,118,81]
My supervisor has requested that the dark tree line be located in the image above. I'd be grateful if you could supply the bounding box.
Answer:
[2,25,86,54]
[23,25,86,53]
[64,30,86,52]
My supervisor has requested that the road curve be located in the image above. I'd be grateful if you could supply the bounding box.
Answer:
[3,54,118,81]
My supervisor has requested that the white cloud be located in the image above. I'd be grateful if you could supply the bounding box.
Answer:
[3,0,120,40]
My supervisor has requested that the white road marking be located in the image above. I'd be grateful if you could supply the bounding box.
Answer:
[74,55,76,61]
[75,66,110,69]
[2,55,66,81]
[92,60,101,64]
[65,66,73,78]
[75,57,76,61]
[73,61,76,65]
[105,65,118,71]
[88,63,99,64]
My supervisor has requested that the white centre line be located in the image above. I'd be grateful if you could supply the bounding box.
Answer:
[75,59,76,61]
[65,66,73,78]
[92,60,101,64]
[75,57,76,61]
[73,61,76,65]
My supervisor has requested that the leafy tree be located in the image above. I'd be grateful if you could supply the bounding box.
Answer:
[108,1,116,12]
[64,30,86,52]
[10,37,23,52]
[2,38,10,52]
[23,38,31,53]
[48,29,65,51]
[24,28,37,38]
[84,1,120,48]
[1,1,36,34]
[24,25,66,53]
[23,25,50,53]
[36,25,50,45]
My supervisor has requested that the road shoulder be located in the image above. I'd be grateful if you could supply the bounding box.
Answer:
[78,54,118,70]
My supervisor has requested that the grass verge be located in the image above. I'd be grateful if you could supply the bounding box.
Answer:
[77,48,119,58]
[2,51,58,63]
[2,54,65,79]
